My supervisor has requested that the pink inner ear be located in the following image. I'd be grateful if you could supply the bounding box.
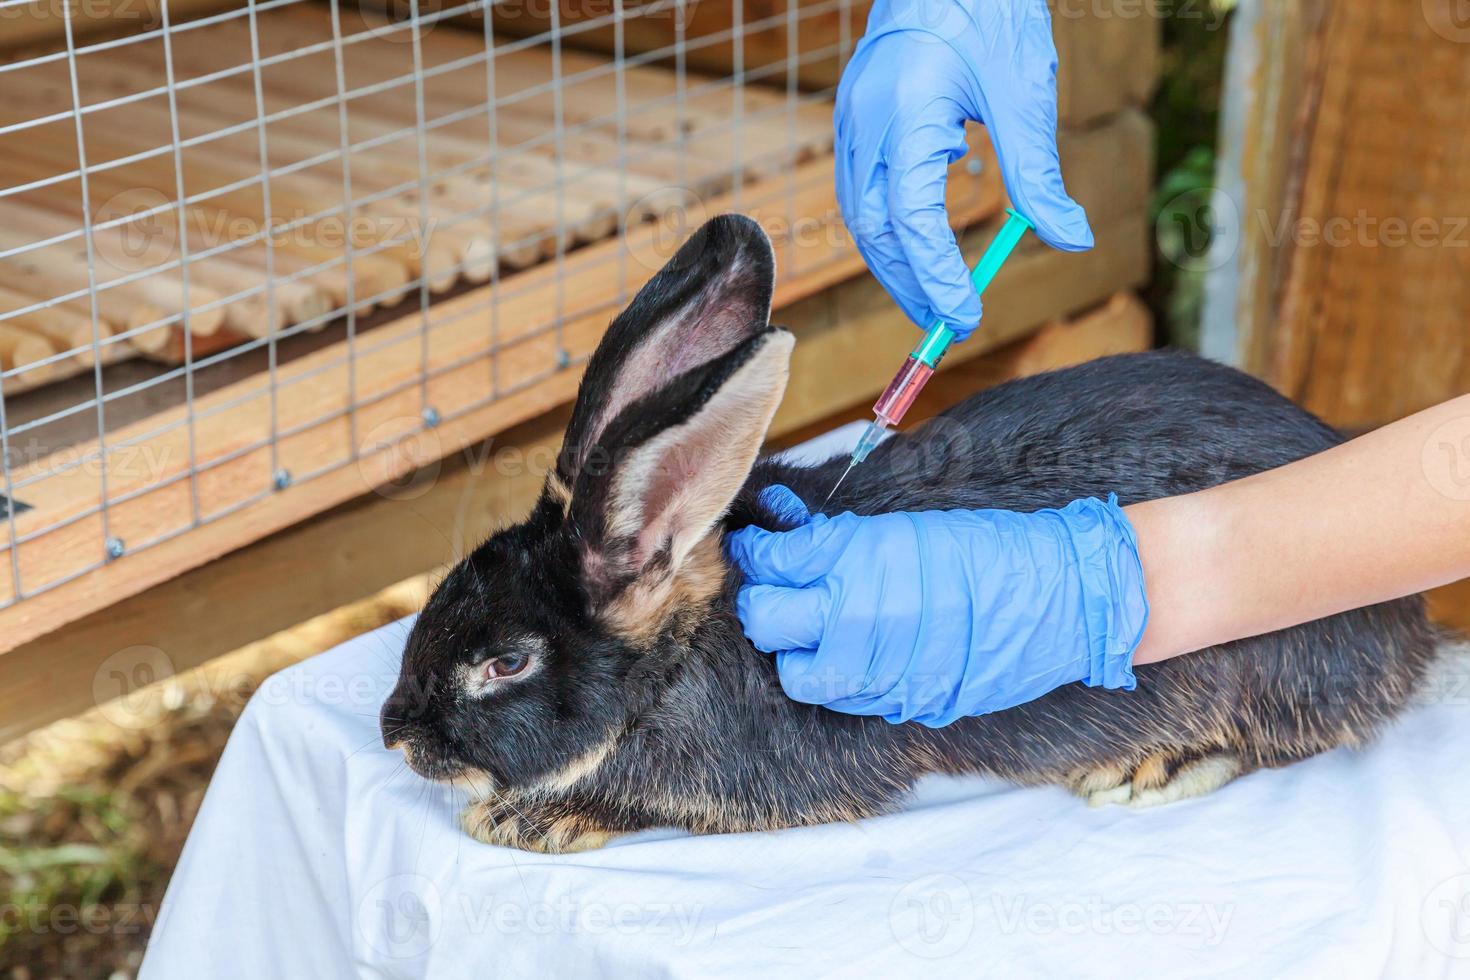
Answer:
[582,261,760,456]
[633,410,724,563]
[587,328,791,600]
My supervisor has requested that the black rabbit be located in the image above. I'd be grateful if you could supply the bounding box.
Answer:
[381,214,1439,852]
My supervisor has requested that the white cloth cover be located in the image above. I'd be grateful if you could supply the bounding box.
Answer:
[141,425,1470,979]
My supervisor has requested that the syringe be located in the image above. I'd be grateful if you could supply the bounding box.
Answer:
[822,209,1035,508]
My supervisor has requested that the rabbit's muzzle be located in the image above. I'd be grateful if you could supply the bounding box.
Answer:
[379,678,429,750]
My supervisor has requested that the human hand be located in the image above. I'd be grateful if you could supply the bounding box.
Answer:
[834,0,1093,342]
[727,486,1146,726]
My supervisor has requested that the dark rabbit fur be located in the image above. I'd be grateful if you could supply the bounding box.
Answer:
[382,214,1439,852]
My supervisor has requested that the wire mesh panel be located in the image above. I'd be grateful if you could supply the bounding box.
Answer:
[0,0,1001,645]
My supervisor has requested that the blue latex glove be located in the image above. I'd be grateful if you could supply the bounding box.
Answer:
[727,486,1147,726]
[835,0,1093,341]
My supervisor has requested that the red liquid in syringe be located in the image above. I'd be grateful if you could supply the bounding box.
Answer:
[872,356,935,427]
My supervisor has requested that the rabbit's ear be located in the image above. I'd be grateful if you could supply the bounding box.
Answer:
[568,327,793,643]
[551,214,775,504]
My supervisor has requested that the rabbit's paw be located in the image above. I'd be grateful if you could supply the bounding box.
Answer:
[462,797,618,854]
[1069,761,1134,806]
[1071,750,1242,808]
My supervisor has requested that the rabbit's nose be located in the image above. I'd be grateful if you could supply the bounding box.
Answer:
[380,711,405,750]
[380,690,413,749]
[381,676,433,748]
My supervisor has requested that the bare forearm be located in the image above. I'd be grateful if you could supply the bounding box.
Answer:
[1128,395,1470,664]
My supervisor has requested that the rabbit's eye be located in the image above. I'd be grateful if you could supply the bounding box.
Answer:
[484,650,530,680]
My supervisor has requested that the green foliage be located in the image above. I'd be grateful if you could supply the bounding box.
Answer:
[0,787,162,975]
[1148,0,1235,348]
[1151,145,1219,350]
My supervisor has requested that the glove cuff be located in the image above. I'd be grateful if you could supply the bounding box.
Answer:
[1060,494,1149,692]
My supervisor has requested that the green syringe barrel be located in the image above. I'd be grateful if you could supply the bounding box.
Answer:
[908,208,1036,368]
[850,209,1036,468]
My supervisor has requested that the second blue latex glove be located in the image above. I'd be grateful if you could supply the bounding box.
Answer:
[727,486,1147,726]
[835,0,1093,341]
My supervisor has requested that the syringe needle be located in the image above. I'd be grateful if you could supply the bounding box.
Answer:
[820,460,855,512]
[821,420,887,511]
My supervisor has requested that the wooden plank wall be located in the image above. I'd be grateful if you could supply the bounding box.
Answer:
[386,0,1160,124]
[2,0,1160,123]
[0,0,238,53]
[1200,0,1327,370]
[0,5,836,390]
[1268,2,1470,430]
[1211,0,1470,631]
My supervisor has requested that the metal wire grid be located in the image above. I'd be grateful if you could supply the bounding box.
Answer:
[0,0,857,609]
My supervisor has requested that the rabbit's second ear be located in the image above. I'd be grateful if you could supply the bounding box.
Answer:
[553,214,775,501]
[569,327,793,644]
